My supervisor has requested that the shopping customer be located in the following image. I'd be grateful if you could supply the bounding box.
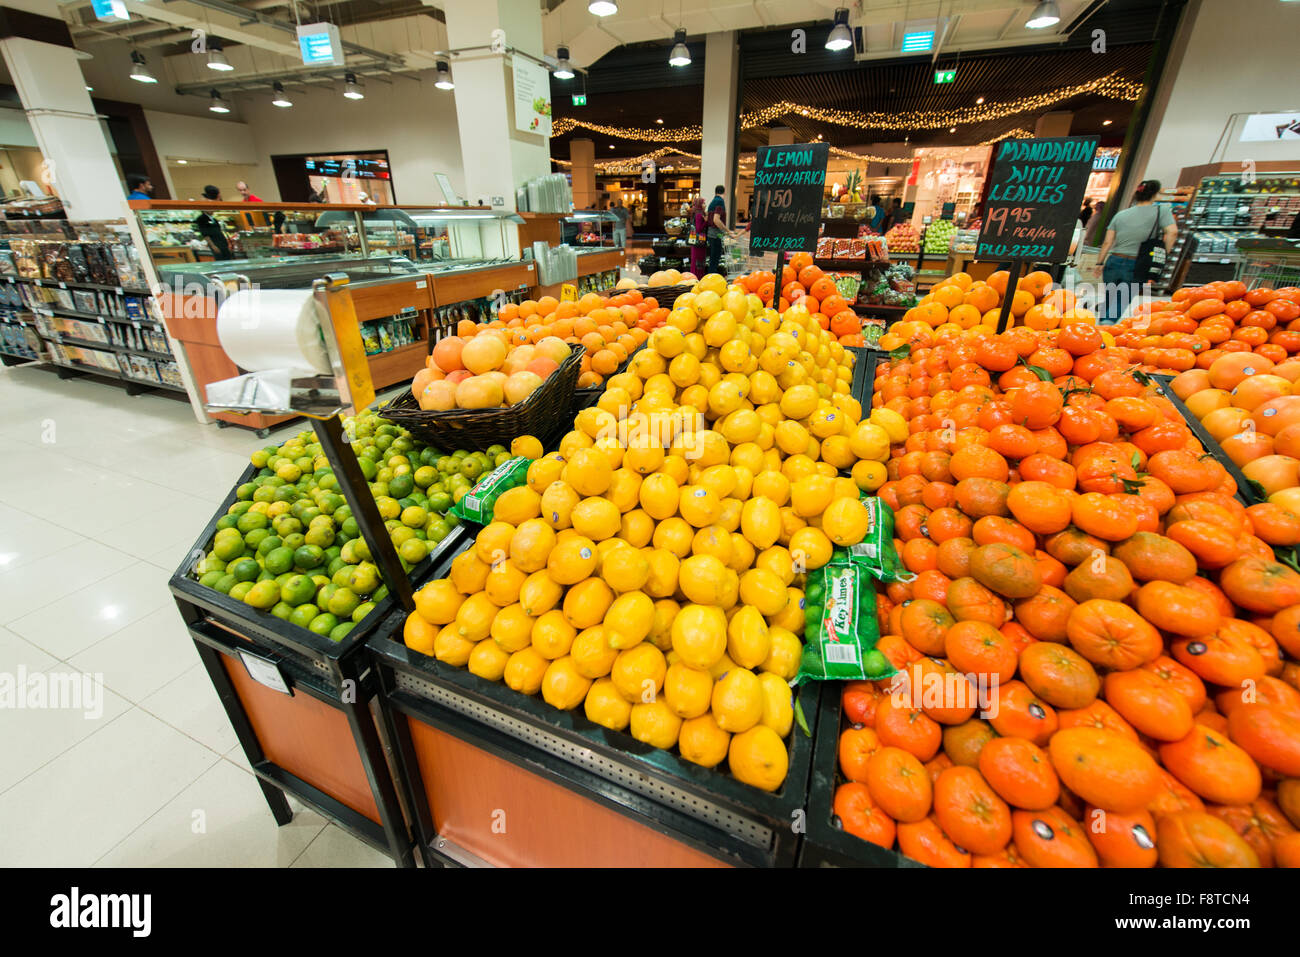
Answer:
[706,185,732,275]
[194,186,232,260]
[126,174,153,200]
[610,199,629,248]
[236,181,263,202]
[688,196,707,276]
[1092,179,1177,323]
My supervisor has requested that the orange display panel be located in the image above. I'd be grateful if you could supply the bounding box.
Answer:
[222,655,381,823]
[405,717,729,868]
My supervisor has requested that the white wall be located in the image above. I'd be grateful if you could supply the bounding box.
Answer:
[143,108,275,200]
[1139,0,1300,187]
[238,69,465,204]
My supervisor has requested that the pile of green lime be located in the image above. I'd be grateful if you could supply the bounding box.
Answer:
[190,409,503,641]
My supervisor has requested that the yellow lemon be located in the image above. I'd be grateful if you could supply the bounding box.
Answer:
[717,498,743,534]
[584,677,632,730]
[518,569,563,617]
[670,603,728,670]
[434,623,475,666]
[728,725,789,791]
[625,442,665,476]
[819,434,856,470]
[851,459,887,492]
[739,567,789,617]
[541,656,592,711]
[648,597,679,650]
[822,496,870,546]
[728,532,756,573]
[679,713,731,768]
[562,577,614,630]
[691,524,733,564]
[600,546,649,593]
[740,496,781,549]
[638,472,680,520]
[563,447,613,497]
[604,590,654,649]
[760,626,802,680]
[752,470,790,506]
[755,545,794,585]
[531,608,578,659]
[455,592,498,642]
[493,485,541,525]
[849,422,891,462]
[467,637,509,682]
[570,626,619,678]
[710,667,763,733]
[702,310,738,346]
[807,406,843,439]
[619,509,655,547]
[678,554,731,606]
[678,485,723,527]
[474,521,515,565]
[413,577,462,625]
[545,535,598,584]
[652,516,694,558]
[540,480,580,530]
[774,420,810,456]
[611,643,667,703]
[403,614,437,656]
[651,325,686,357]
[870,406,908,443]
[790,475,835,518]
[630,699,683,748]
[663,662,714,719]
[779,383,819,419]
[767,587,805,634]
[571,497,621,541]
[644,548,681,598]
[748,370,780,405]
[526,456,565,494]
[509,518,556,574]
[503,646,549,695]
[484,559,526,606]
[727,604,772,669]
[490,602,535,653]
[697,463,739,499]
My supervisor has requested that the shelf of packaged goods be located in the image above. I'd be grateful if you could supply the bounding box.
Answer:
[44,334,173,363]
[0,347,37,361]
[8,276,151,296]
[30,304,159,326]
[49,359,186,394]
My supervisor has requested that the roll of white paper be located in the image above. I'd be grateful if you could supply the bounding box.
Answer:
[216,288,331,374]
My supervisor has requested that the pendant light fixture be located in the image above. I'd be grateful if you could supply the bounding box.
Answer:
[129,50,157,84]
[343,73,365,99]
[1025,1,1061,28]
[553,46,575,79]
[825,9,853,51]
[271,82,292,108]
[208,89,231,113]
[206,37,233,71]
[434,61,454,90]
[668,29,690,67]
[588,1,617,16]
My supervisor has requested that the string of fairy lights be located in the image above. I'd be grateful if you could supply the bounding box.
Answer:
[550,71,1143,143]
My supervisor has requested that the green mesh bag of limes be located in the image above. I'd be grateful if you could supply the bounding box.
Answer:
[799,497,908,685]
[450,456,532,525]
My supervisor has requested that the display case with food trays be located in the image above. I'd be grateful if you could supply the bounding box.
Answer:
[561,210,620,247]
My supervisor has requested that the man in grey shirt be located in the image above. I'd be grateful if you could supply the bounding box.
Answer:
[610,199,629,248]
[1093,179,1177,322]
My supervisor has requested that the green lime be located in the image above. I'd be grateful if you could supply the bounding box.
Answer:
[198,570,224,589]
[352,601,376,623]
[273,485,298,503]
[197,556,226,575]
[264,546,295,575]
[280,574,317,606]
[348,562,380,594]
[328,622,355,643]
[332,566,354,588]
[414,466,437,488]
[494,452,511,468]
[399,538,428,564]
[236,511,269,534]
[388,473,414,499]
[324,545,342,561]
[282,532,306,552]
[299,506,322,526]
[401,505,428,528]
[341,517,359,540]
[255,535,283,557]
[861,649,892,679]
[486,444,507,458]
[390,526,416,547]
[443,512,460,529]
[229,581,255,602]
[288,603,319,629]
[308,613,339,636]
[214,573,237,595]
[374,496,400,521]
[228,501,253,517]
[304,524,335,549]
[357,457,378,480]
[257,569,275,582]
[318,472,339,492]
[327,587,360,617]
[252,485,276,504]
[352,538,372,562]
[427,491,451,514]
[319,493,344,514]
[244,527,271,551]
[270,601,294,621]
[294,544,325,569]
[273,515,303,538]
[229,557,261,583]
[274,572,295,586]
[427,520,451,544]
[459,458,483,480]
[244,580,281,610]
[372,584,389,603]
[375,433,393,452]
[317,583,339,607]
[236,482,257,501]
[250,449,270,468]
[326,556,347,577]
[212,535,245,562]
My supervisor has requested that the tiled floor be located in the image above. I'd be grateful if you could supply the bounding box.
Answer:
[0,363,393,867]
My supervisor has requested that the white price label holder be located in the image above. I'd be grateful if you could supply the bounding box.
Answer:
[238,648,293,696]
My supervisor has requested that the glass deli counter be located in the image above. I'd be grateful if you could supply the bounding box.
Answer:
[129,201,540,431]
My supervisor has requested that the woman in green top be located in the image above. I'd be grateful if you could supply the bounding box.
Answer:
[1092,179,1177,322]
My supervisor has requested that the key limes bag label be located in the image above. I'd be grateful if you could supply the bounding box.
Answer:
[451,456,531,525]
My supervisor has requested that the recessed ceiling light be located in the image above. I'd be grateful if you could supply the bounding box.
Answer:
[976,96,984,104]
[609,145,615,149]
[1102,119,1113,126]
[207,38,233,71]
[655,118,664,124]
[825,8,853,51]
[176,159,188,165]
[129,51,157,84]
[668,29,691,67]
[588,0,617,16]
[1025,1,1061,29]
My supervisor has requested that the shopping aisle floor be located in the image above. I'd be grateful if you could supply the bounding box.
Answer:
[0,364,394,867]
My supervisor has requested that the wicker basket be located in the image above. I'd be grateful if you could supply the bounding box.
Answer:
[377,345,583,452]
[638,282,694,305]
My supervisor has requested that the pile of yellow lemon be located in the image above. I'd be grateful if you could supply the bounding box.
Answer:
[400,273,899,792]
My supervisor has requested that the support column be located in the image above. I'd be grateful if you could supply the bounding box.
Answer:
[570,138,596,209]
[0,36,123,220]
[444,0,552,212]
[701,30,739,225]
[1034,112,1074,138]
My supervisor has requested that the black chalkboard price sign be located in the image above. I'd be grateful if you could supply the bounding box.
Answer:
[976,134,1099,264]
[750,142,830,254]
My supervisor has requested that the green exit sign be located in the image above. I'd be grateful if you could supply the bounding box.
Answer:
[934,69,956,84]
[572,93,587,106]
